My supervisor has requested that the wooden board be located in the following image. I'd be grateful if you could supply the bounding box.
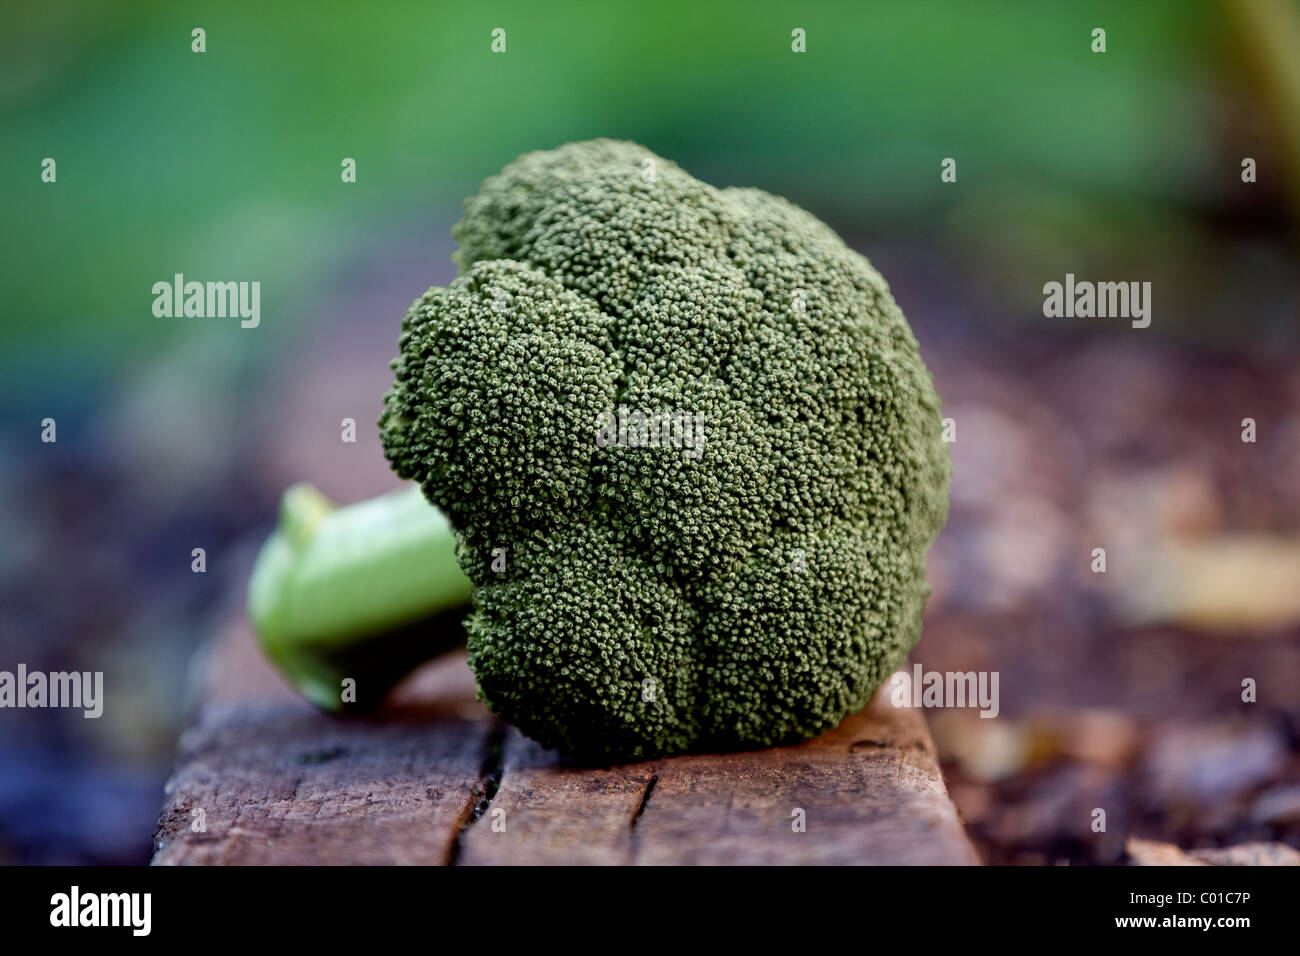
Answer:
[153,619,978,865]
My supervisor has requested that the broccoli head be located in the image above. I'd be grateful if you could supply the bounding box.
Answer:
[378,139,950,759]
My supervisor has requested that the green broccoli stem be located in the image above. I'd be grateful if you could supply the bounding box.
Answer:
[247,483,472,711]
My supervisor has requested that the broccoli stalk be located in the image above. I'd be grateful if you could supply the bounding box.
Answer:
[247,483,471,711]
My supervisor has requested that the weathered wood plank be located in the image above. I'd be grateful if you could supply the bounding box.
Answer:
[155,618,978,865]
[152,619,492,865]
[631,703,977,865]
[456,730,656,865]
[460,695,977,866]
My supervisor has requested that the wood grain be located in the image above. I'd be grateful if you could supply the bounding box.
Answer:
[153,619,978,865]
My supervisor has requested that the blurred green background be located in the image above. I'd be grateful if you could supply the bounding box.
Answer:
[6,0,1292,399]
[2,1,1298,863]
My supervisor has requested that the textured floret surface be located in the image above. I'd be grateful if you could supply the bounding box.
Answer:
[380,139,950,759]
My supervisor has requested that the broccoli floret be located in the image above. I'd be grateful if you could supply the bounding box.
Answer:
[377,139,950,759]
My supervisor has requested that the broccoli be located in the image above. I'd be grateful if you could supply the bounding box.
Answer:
[251,138,950,760]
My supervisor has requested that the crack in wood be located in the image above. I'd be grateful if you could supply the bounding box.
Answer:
[631,773,659,826]
[446,720,506,865]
